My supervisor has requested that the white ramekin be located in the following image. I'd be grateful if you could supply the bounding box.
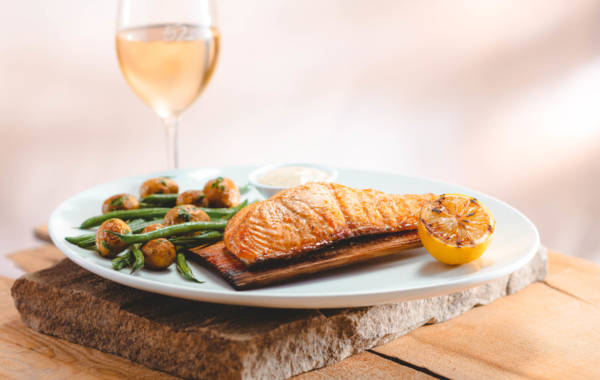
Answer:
[249,163,338,199]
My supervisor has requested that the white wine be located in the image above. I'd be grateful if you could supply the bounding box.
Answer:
[117,24,220,117]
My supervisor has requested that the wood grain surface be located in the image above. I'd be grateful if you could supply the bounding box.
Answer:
[4,234,598,379]
[295,351,435,380]
[371,251,600,380]
[8,245,65,273]
[33,225,53,244]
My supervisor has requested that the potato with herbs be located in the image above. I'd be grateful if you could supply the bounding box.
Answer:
[142,223,165,234]
[95,218,131,258]
[142,238,176,270]
[176,190,209,207]
[140,177,179,198]
[203,177,240,208]
[102,194,139,214]
[164,205,210,226]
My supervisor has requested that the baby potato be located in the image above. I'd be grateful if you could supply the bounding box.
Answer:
[140,177,179,198]
[102,194,139,214]
[164,205,210,226]
[142,223,165,234]
[176,190,209,208]
[203,177,240,208]
[142,238,176,270]
[96,218,131,258]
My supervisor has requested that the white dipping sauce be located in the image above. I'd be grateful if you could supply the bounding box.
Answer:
[259,166,330,187]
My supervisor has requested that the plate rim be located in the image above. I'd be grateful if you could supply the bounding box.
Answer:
[49,166,540,308]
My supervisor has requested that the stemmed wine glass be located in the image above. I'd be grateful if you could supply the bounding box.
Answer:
[116,0,220,169]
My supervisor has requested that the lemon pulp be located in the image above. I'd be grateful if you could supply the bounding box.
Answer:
[418,194,495,265]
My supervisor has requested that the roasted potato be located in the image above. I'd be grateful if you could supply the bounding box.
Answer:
[164,205,210,226]
[176,190,209,208]
[141,223,165,234]
[140,177,179,198]
[95,218,131,258]
[102,194,139,214]
[142,238,176,270]
[203,177,240,208]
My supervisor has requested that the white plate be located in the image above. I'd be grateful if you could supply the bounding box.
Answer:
[49,167,539,309]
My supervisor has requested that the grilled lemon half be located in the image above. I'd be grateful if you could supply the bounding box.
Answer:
[418,194,495,265]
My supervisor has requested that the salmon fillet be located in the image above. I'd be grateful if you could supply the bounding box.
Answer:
[224,182,436,266]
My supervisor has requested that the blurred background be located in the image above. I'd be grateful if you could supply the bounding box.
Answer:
[1,0,600,278]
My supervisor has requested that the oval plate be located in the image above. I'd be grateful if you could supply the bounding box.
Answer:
[49,167,539,309]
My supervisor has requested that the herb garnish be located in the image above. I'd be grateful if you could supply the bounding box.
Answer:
[211,177,224,189]
[177,206,194,222]
[110,196,125,207]
[102,240,113,253]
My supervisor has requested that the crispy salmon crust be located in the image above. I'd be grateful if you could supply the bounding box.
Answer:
[224,182,436,266]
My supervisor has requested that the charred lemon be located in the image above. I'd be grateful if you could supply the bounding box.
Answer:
[418,194,495,265]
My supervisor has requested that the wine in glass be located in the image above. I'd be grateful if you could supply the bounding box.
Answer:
[116,0,220,169]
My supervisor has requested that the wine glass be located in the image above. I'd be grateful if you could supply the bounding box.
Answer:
[116,0,220,169]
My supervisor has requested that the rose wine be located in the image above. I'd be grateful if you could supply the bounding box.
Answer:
[116,24,220,117]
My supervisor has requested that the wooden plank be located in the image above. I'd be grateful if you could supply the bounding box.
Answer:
[372,281,600,380]
[0,276,13,292]
[190,231,421,290]
[8,246,65,273]
[0,276,176,379]
[294,351,435,380]
[34,225,52,244]
[0,276,14,289]
[545,251,600,305]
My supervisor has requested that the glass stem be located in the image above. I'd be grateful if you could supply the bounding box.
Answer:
[162,115,180,170]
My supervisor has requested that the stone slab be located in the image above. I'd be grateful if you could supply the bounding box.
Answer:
[11,247,548,380]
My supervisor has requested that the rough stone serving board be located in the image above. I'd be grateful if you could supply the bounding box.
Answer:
[11,248,548,380]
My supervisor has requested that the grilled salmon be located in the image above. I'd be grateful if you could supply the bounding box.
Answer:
[224,182,436,266]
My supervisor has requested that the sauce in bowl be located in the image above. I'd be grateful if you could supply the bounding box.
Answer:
[258,166,330,187]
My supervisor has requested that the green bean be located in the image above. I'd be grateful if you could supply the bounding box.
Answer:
[139,199,250,218]
[65,234,95,245]
[79,245,99,252]
[67,219,163,247]
[130,244,144,274]
[109,220,228,244]
[202,199,250,221]
[130,219,164,233]
[126,218,146,226]
[140,194,178,206]
[80,208,170,229]
[176,250,204,283]
[112,251,134,270]
[224,199,255,220]
[169,231,223,246]
[239,183,253,194]
[77,237,96,248]
[67,219,144,244]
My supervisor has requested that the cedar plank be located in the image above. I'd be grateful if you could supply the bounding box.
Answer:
[190,231,422,290]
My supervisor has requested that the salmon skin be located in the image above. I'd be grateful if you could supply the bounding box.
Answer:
[224,182,436,267]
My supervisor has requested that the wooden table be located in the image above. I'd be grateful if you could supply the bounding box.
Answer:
[2,231,600,379]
